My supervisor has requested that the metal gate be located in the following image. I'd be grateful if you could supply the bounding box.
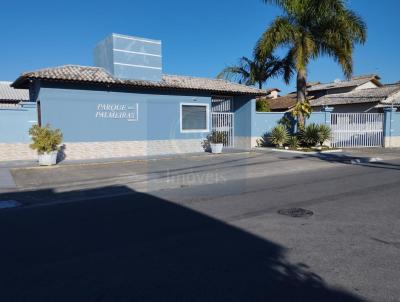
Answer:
[330,113,384,148]
[211,112,234,148]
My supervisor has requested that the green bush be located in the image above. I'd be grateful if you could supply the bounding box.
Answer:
[256,99,271,112]
[29,124,63,154]
[300,123,332,147]
[300,123,320,147]
[318,124,331,146]
[269,125,289,147]
[208,131,226,144]
[287,135,300,149]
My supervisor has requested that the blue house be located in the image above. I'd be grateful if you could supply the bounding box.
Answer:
[10,33,267,160]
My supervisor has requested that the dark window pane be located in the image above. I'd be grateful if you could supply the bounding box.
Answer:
[182,105,207,130]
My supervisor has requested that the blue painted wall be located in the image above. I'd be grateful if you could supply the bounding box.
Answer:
[251,111,328,138]
[233,97,254,137]
[252,112,288,137]
[307,112,326,126]
[384,110,400,137]
[38,86,212,142]
[0,103,37,143]
[392,112,400,136]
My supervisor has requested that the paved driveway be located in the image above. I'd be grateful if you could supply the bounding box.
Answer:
[0,155,399,301]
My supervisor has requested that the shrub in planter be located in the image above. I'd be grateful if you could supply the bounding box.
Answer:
[287,135,300,149]
[318,124,331,146]
[300,123,320,147]
[29,124,63,166]
[300,123,332,147]
[269,125,289,148]
[207,131,226,154]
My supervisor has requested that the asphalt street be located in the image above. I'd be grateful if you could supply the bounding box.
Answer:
[0,157,399,301]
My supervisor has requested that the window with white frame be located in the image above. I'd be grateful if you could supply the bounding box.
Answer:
[180,103,209,133]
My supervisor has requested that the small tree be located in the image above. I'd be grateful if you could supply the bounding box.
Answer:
[300,123,320,147]
[269,125,289,147]
[287,135,300,149]
[318,124,331,146]
[29,124,63,154]
[256,98,271,112]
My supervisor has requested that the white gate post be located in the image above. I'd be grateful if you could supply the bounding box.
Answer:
[322,107,334,147]
[383,107,397,148]
[322,107,334,125]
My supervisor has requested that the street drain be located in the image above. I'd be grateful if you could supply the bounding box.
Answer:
[278,208,313,218]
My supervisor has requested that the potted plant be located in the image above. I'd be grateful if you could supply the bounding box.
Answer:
[208,131,226,154]
[29,124,63,166]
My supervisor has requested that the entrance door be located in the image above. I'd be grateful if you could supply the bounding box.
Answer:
[211,97,234,148]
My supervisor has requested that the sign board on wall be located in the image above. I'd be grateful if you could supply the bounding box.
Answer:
[95,103,139,122]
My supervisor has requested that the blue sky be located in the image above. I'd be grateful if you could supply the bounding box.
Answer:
[1,0,399,93]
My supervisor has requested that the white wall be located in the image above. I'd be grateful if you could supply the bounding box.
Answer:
[355,81,379,90]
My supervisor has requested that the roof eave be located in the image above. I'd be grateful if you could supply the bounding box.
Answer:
[11,75,31,89]
[14,77,267,96]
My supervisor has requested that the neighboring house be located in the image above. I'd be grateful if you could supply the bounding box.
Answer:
[0,81,29,108]
[311,83,400,112]
[266,93,296,112]
[266,88,281,99]
[307,74,383,99]
[267,74,400,113]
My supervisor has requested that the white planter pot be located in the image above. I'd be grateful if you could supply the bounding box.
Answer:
[38,151,58,166]
[210,143,223,154]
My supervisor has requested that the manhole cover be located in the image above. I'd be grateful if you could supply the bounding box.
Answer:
[277,208,313,218]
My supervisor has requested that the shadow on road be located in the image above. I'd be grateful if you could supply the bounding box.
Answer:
[0,186,365,302]
[301,153,400,171]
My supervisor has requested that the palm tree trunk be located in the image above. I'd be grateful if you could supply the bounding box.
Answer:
[296,69,307,128]
[258,81,263,89]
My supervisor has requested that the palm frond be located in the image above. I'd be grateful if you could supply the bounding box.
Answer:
[256,16,298,57]
[260,0,367,80]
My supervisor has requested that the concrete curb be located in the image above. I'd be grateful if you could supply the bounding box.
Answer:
[256,147,344,155]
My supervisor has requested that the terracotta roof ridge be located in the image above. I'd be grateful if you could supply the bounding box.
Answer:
[20,64,103,76]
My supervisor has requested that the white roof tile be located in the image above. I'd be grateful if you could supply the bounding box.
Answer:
[0,81,29,102]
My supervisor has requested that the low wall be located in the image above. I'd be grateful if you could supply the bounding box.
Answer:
[384,111,400,147]
[0,103,37,143]
[0,139,206,162]
[250,111,328,147]
[252,112,290,139]
[0,143,37,162]
[234,136,258,150]
[306,112,325,125]
[384,136,400,148]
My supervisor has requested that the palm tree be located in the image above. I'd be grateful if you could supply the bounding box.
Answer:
[217,53,293,89]
[257,0,367,125]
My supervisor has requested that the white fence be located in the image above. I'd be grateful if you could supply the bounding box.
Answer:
[211,112,234,148]
[330,113,384,148]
